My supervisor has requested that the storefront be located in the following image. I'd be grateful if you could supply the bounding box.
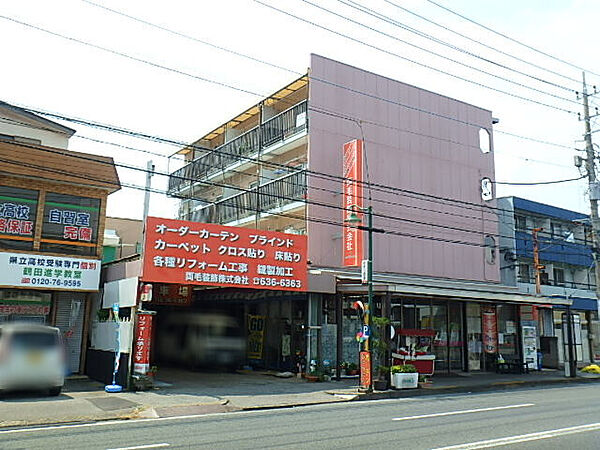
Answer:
[334,274,570,376]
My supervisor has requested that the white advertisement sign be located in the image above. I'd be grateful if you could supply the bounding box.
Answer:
[0,251,101,291]
[102,277,139,308]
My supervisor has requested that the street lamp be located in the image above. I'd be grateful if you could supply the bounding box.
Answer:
[346,204,374,393]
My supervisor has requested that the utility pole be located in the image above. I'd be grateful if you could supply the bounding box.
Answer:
[532,227,544,295]
[581,73,600,362]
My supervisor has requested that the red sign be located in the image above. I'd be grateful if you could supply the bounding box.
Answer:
[142,217,307,292]
[133,312,154,374]
[360,350,371,390]
[0,304,50,315]
[342,140,363,266]
[482,306,498,354]
[152,283,192,306]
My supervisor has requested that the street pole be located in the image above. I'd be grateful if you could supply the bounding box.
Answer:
[366,205,373,393]
[532,227,544,295]
[581,73,600,360]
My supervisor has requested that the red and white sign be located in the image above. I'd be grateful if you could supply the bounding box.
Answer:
[359,350,371,390]
[133,312,154,374]
[342,139,363,266]
[142,217,307,292]
[482,306,498,354]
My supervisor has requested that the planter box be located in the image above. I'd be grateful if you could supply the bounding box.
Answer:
[391,372,418,389]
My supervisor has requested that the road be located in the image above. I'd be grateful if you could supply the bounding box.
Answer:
[1,384,598,449]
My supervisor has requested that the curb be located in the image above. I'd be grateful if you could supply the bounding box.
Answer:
[354,376,600,401]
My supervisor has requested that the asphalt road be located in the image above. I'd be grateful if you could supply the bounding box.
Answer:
[1,384,599,449]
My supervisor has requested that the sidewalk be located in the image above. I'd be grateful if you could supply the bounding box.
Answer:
[1,368,598,428]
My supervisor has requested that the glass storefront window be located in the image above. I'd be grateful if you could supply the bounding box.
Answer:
[432,302,448,372]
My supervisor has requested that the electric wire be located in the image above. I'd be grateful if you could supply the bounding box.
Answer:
[333,0,578,97]
[382,0,580,86]
[424,0,600,80]
[2,139,593,251]
[253,0,575,114]
[1,155,592,257]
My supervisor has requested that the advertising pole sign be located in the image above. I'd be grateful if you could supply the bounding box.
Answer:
[142,217,307,292]
[482,306,498,354]
[342,139,363,267]
[133,311,155,374]
[359,350,371,390]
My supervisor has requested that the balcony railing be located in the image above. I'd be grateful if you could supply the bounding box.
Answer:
[168,100,308,195]
[517,276,596,291]
[189,170,306,224]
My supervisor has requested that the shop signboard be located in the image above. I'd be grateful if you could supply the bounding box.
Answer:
[0,185,38,250]
[40,192,100,255]
[359,350,371,390]
[0,251,101,291]
[142,217,307,292]
[482,306,498,354]
[247,315,265,359]
[133,311,154,374]
[342,139,363,267]
[151,283,192,306]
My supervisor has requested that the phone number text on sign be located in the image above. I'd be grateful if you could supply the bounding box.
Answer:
[142,217,307,292]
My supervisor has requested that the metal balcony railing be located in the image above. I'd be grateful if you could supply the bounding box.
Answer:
[517,276,596,291]
[189,170,306,224]
[168,100,308,195]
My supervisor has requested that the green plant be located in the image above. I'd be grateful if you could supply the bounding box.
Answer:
[391,364,417,374]
[96,309,109,322]
[347,362,358,371]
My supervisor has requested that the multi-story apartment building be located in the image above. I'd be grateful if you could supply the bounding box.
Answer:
[165,55,568,375]
[0,100,120,374]
[498,196,600,367]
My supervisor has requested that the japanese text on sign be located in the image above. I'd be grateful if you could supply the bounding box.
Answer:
[142,217,307,292]
[342,139,363,267]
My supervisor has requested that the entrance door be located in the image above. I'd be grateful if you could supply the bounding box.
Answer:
[448,302,463,372]
[55,292,85,374]
[466,303,483,371]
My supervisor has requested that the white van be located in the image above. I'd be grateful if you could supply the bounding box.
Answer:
[0,324,65,396]
[157,313,245,370]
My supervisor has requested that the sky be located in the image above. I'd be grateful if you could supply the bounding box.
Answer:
[2,0,600,219]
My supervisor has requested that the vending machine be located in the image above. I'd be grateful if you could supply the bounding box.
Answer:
[521,325,538,370]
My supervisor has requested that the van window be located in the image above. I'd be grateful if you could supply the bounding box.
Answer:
[12,331,58,349]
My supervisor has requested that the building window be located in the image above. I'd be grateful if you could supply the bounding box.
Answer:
[479,128,491,153]
[518,264,530,283]
[553,268,565,286]
[515,215,527,231]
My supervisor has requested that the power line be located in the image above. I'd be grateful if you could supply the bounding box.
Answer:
[3,13,581,155]
[382,0,580,86]
[79,0,300,76]
[15,101,583,222]
[334,0,578,97]
[2,154,592,257]
[3,140,593,251]
[253,0,575,114]
[425,0,600,80]
[493,175,587,186]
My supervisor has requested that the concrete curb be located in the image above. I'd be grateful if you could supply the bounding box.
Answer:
[355,376,600,401]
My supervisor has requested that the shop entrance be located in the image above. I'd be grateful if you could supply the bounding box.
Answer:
[150,289,308,373]
[391,298,464,374]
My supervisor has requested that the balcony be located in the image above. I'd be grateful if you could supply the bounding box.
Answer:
[189,170,306,225]
[517,276,595,291]
[514,231,593,267]
[168,100,308,196]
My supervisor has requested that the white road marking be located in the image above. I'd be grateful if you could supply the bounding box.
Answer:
[392,403,535,421]
[107,444,170,450]
[432,422,600,449]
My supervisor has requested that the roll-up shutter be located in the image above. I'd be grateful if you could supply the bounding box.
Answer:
[54,292,86,374]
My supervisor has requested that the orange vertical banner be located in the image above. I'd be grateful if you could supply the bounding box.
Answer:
[342,139,363,267]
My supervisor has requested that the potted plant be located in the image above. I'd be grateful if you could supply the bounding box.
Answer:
[372,316,392,390]
[346,362,359,376]
[374,366,390,390]
[391,364,418,389]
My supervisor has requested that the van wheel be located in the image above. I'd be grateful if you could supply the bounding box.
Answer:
[48,386,62,396]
